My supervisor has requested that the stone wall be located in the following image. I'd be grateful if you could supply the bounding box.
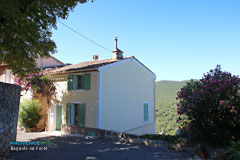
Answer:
[61,124,138,139]
[0,82,21,157]
[61,124,168,148]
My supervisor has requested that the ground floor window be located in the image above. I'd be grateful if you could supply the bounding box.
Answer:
[66,103,86,127]
[143,103,149,122]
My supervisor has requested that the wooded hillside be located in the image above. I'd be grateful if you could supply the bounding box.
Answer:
[155,80,187,135]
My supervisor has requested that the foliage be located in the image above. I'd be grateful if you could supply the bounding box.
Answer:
[199,144,208,152]
[227,140,240,160]
[0,0,91,77]
[19,100,42,129]
[155,80,187,135]
[15,71,56,98]
[177,65,240,145]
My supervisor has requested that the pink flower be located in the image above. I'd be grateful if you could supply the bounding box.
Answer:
[219,101,225,105]
[27,75,33,79]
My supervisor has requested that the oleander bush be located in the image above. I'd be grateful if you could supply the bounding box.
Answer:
[227,140,240,160]
[176,65,240,145]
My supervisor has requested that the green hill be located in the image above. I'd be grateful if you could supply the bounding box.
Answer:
[155,80,187,135]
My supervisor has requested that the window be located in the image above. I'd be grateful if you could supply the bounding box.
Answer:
[74,104,79,124]
[2,71,6,82]
[143,103,149,122]
[77,75,84,89]
[68,74,91,90]
[66,103,86,127]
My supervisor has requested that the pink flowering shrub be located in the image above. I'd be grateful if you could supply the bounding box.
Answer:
[15,71,56,98]
[176,65,240,144]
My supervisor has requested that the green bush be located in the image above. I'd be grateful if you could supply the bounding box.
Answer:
[177,65,240,145]
[227,141,240,160]
[19,100,42,129]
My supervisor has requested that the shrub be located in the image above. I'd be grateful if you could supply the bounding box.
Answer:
[19,100,42,129]
[176,65,240,145]
[227,140,240,160]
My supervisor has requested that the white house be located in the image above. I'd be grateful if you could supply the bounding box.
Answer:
[48,38,156,135]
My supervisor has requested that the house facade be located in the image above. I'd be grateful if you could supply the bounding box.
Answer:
[0,56,65,131]
[48,38,156,135]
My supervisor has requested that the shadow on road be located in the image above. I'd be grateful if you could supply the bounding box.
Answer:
[8,135,193,160]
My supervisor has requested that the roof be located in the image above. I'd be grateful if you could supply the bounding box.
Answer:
[48,57,133,74]
[0,55,65,69]
[36,55,65,69]
[0,63,7,67]
[48,56,155,77]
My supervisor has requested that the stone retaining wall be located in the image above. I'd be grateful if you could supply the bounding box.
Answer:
[0,82,21,157]
[61,124,168,148]
[61,124,138,139]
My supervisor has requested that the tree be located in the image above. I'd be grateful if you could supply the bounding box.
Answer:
[0,0,92,77]
[177,65,240,145]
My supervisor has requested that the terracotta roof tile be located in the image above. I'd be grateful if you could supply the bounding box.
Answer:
[48,56,133,74]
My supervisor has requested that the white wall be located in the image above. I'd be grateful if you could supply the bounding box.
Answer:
[99,58,156,135]
[125,122,156,135]
[1,69,14,84]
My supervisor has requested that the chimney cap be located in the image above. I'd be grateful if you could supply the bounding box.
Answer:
[93,55,99,60]
[112,37,123,59]
[113,37,123,53]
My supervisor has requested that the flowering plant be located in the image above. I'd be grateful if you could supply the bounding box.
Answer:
[176,65,240,144]
[15,71,56,98]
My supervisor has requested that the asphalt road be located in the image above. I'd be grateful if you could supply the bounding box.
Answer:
[7,132,193,160]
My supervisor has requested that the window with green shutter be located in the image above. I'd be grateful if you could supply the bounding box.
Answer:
[84,74,91,90]
[67,75,73,90]
[144,103,149,121]
[66,103,71,125]
[68,74,91,90]
[67,103,86,126]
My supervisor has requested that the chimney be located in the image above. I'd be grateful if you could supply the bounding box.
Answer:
[93,55,99,60]
[112,37,123,59]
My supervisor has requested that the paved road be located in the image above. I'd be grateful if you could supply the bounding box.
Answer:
[7,132,193,160]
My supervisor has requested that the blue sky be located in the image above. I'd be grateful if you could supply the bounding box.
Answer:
[52,0,240,81]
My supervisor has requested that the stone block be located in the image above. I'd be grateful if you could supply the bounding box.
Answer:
[0,82,21,156]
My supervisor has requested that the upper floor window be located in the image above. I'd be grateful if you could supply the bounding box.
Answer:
[67,73,91,90]
[2,71,6,82]
[77,75,84,89]
[1,70,14,84]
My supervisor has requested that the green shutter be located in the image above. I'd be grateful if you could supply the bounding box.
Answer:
[66,103,71,125]
[144,103,149,121]
[84,74,91,90]
[68,75,73,90]
[79,104,86,127]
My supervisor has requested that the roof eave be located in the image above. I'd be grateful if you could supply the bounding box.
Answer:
[48,68,99,75]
